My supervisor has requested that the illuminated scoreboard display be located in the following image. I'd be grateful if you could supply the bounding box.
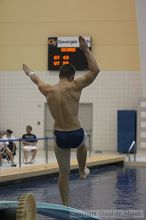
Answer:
[48,36,91,71]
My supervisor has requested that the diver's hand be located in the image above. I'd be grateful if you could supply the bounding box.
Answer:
[23,64,33,76]
[79,36,89,53]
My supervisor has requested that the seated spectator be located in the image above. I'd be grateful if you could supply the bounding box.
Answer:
[3,129,17,156]
[22,125,38,164]
[0,131,17,167]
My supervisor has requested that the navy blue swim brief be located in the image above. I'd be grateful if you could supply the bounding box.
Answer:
[54,128,86,149]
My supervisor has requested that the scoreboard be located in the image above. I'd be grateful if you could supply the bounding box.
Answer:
[48,36,91,71]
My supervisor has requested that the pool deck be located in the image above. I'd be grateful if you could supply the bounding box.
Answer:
[125,161,146,167]
[0,154,124,183]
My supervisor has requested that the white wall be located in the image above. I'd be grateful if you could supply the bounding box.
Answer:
[0,0,141,151]
[135,0,146,96]
[0,70,141,151]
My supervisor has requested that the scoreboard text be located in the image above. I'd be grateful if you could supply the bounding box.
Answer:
[48,36,91,71]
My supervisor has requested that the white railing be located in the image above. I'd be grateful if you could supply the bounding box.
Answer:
[0,134,92,167]
[127,141,136,162]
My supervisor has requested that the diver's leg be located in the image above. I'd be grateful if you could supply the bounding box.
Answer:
[54,143,71,206]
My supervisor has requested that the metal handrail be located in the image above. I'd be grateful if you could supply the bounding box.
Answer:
[127,141,136,162]
[0,137,54,142]
[0,135,92,167]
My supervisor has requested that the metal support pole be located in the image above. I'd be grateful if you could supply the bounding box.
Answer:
[45,138,49,163]
[128,155,130,162]
[88,134,92,157]
[134,142,136,162]
[19,139,22,167]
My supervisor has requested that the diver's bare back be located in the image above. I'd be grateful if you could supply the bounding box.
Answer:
[23,36,100,131]
[46,81,82,131]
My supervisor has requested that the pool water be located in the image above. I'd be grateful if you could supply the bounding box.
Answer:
[0,165,145,220]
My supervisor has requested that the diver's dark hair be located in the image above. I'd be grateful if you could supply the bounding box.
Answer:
[59,64,76,79]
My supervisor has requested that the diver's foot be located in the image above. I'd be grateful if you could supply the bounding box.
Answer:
[80,167,90,180]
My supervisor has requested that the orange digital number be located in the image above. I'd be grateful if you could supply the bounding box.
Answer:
[63,55,69,60]
[62,61,69,65]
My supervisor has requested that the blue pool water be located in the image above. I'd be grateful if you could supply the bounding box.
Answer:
[0,165,146,220]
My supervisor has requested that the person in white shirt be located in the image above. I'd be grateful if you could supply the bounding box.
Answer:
[3,129,17,156]
[0,131,17,167]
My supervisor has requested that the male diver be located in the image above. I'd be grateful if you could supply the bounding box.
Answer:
[23,36,100,206]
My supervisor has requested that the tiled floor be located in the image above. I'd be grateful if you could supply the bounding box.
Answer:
[0,153,125,183]
[1,148,146,170]
[1,150,96,169]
